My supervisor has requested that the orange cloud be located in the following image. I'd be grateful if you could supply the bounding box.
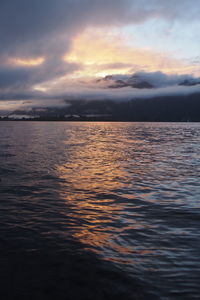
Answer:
[9,56,45,67]
[64,28,200,77]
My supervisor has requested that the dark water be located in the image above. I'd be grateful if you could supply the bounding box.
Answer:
[0,121,200,299]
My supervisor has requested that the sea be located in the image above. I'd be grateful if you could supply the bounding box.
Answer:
[0,121,199,299]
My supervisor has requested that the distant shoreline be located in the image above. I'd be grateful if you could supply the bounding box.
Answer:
[0,119,199,122]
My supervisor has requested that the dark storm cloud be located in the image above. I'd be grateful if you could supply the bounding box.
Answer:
[0,0,199,98]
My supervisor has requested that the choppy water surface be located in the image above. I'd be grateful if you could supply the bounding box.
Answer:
[0,121,200,299]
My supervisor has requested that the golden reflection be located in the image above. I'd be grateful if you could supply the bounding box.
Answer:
[56,124,130,250]
[56,124,153,261]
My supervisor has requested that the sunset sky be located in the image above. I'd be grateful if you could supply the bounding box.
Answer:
[0,0,200,108]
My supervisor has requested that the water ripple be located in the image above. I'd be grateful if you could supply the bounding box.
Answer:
[0,121,200,299]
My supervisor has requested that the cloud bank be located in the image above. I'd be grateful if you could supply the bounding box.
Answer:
[1,71,200,115]
[0,0,200,102]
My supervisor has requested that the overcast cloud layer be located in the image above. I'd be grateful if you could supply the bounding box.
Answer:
[0,0,200,101]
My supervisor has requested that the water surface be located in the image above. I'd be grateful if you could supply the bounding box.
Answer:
[0,121,200,299]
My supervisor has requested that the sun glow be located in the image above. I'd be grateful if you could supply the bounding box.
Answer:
[64,28,200,78]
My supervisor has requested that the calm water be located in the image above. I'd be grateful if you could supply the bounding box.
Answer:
[0,121,200,299]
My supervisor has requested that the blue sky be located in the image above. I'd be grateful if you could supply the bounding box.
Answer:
[122,19,200,61]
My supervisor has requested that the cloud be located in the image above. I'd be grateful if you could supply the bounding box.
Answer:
[105,71,200,88]
[0,0,200,100]
[1,1,197,43]
[64,28,200,78]
[1,0,199,57]
[1,70,200,115]
[46,82,200,102]
[1,69,200,104]
[1,83,200,115]
[0,98,69,115]
[0,59,79,95]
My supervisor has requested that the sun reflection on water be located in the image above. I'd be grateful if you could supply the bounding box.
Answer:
[55,123,157,267]
[54,121,200,275]
[56,126,129,250]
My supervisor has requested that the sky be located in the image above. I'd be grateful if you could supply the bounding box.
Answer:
[0,0,200,109]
